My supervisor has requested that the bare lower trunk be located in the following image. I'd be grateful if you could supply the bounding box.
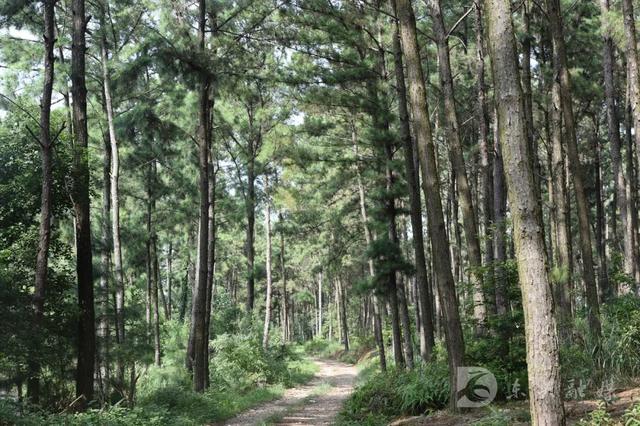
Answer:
[336,276,349,352]
[191,0,210,392]
[204,151,216,388]
[397,274,414,369]
[279,214,288,342]
[27,0,56,402]
[352,124,386,369]
[394,0,465,407]
[245,156,256,313]
[100,32,126,386]
[601,0,632,295]
[426,0,486,332]
[547,0,602,339]
[484,0,565,422]
[72,0,95,404]
[476,4,495,316]
[392,23,434,361]
[262,175,274,349]
[148,162,161,366]
[550,75,573,337]
[593,120,609,299]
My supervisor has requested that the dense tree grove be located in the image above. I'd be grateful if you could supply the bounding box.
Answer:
[2,0,640,423]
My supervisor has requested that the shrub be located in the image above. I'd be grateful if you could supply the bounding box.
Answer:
[339,362,449,425]
[210,333,292,391]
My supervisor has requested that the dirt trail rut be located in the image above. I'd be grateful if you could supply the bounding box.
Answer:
[222,358,358,426]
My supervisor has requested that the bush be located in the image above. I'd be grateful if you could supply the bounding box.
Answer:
[339,362,449,425]
[562,295,640,395]
[210,333,293,390]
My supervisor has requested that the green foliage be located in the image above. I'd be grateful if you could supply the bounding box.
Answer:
[562,295,640,394]
[211,333,300,390]
[577,402,615,426]
[338,362,449,425]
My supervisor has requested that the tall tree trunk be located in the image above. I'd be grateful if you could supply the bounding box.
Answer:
[262,174,274,349]
[385,143,405,368]
[336,276,349,352]
[601,0,632,296]
[352,124,386,370]
[426,0,486,332]
[475,3,495,316]
[391,22,435,361]
[148,162,161,366]
[317,271,323,338]
[279,213,288,343]
[72,0,95,404]
[492,108,509,316]
[593,119,609,299]
[623,0,640,238]
[191,0,210,392]
[160,245,170,320]
[484,0,565,422]
[245,148,256,313]
[397,274,414,369]
[27,0,56,402]
[625,89,640,293]
[547,0,602,339]
[100,22,126,387]
[167,242,173,319]
[204,150,216,388]
[97,111,111,402]
[550,72,573,336]
[394,0,465,407]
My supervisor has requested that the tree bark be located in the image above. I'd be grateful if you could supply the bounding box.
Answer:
[391,22,435,361]
[167,242,173,319]
[397,274,414,369]
[191,0,210,392]
[337,276,349,352]
[262,174,274,349]
[394,0,465,406]
[72,0,95,404]
[99,22,126,386]
[546,0,602,339]
[475,3,495,316]
[279,213,288,343]
[593,119,609,299]
[352,123,387,370]
[426,0,486,332]
[550,71,573,336]
[204,149,216,388]
[484,0,566,422]
[148,162,161,366]
[27,0,56,402]
[600,0,632,294]
[245,142,256,313]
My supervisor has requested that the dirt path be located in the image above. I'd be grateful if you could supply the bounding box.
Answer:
[222,358,358,426]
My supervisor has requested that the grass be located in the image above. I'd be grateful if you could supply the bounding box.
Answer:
[0,345,320,425]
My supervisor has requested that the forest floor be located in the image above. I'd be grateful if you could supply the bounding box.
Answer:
[218,358,358,426]
[389,386,640,425]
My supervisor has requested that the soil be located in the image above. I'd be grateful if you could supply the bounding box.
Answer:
[220,358,358,426]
